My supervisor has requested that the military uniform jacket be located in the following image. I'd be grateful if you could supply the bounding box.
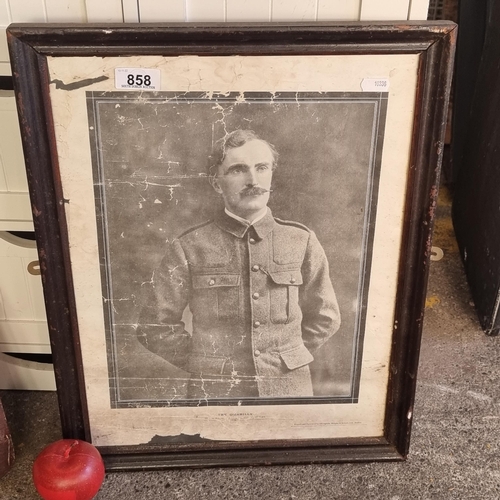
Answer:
[138,209,341,399]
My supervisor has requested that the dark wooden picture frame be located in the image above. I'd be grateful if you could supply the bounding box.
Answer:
[7,22,456,469]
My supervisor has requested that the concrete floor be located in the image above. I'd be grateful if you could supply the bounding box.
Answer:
[1,189,500,499]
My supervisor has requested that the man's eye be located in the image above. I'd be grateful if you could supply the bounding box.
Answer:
[229,167,245,174]
[256,165,270,172]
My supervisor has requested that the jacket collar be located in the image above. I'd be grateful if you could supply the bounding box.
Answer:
[215,208,275,240]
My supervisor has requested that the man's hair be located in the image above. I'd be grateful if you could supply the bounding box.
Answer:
[207,129,279,179]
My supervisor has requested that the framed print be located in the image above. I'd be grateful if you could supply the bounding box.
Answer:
[7,22,456,469]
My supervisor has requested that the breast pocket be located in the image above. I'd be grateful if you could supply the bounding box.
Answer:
[191,274,240,321]
[268,269,303,324]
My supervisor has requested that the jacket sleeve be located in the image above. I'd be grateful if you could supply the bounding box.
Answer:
[136,238,192,371]
[299,231,341,353]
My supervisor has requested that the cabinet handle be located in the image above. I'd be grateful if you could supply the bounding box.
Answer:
[27,261,41,275]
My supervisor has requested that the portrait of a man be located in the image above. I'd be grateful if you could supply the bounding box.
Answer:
[86,90,387,408]
[137,129,341,399]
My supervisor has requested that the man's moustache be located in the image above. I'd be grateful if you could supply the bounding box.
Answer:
[240,187,273,196]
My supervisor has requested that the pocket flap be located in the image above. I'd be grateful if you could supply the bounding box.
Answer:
[268,269,303,286]
[280,344,314,370]
[192,274,240,289]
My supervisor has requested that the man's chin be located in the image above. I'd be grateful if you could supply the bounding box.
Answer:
[227,202,268,219]
[241,201,267,212]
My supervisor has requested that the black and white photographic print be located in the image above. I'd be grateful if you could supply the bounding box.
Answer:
[87,91,388,408]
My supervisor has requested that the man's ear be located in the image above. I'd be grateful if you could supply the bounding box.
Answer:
[209,175,223,194]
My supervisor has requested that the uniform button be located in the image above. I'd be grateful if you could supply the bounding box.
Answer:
[290,278,296,284]
[251,265,260,272]
[208,279,215,286]
[254,350,261,356]
[252,292,260,300]
[249,238,256,244]
[253,321,261,328]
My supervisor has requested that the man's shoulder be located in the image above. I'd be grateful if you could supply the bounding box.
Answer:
[272,217,315,257]
[273,217,312,235]
[178,219,215,239]
[273,217,325,254]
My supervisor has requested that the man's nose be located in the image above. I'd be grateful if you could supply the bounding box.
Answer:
[245,167,259,185]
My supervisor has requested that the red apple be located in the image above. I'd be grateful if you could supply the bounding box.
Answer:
[33,439,105,500]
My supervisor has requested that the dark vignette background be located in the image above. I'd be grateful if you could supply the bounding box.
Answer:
[86,91,387,406]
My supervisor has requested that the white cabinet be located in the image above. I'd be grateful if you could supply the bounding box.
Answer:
[0,92,32,232]
[0,232,47,354]
[226,0,271,21]
[0,352,56,390]
[0,232,54,390]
